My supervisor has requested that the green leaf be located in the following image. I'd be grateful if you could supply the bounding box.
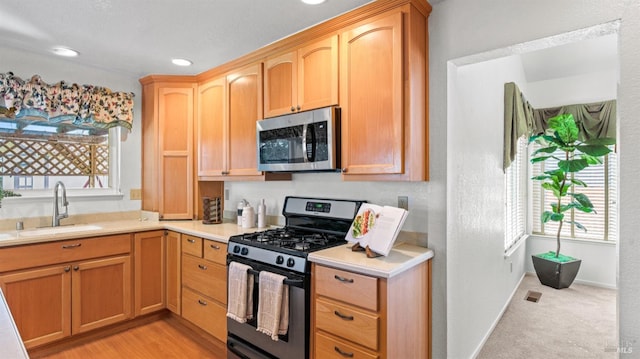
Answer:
[532,146,558,156]
[530,155,553,164]
[565,220,588,232]
[581,153,604,166]
[541,211,553,223]
[584,137,616,146]
[550,212,564,222]
[570,193,594,208]
[558,158,588,172]
[576,144,612,157]
[548,114,579,143]
[542,182,561,198]
[570,178,587,187]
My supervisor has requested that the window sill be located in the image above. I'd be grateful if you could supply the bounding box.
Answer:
[528,234,616,246]
[2,191,124,204]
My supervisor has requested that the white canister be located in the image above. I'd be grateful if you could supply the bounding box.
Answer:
[242,205,255,228]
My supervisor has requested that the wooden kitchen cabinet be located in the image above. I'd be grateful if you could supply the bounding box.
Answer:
[312,261,431,359]
[134,230,166,316]
[196,65,290,181]
[263,34,338,118]
[181,237,228,342]
[166,230,181,315]
[340,5,429,181]
[140,76,196,219]
[0,234,133,349]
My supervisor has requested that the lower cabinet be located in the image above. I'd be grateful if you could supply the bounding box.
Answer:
[0,254,132,348]
[312,261,431,359]
[134,230,166,316]
[180,235,228,342]
[166,230,182,315]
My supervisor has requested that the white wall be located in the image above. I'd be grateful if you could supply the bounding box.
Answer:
[447,54,529,358]
[0,46,142,219]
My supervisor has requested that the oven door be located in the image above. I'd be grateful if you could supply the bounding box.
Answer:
[226,255,309,359]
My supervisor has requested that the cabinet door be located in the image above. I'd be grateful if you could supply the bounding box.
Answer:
[0,265,71,348]
[158,87,194,219]
[134,231,166,316]
[72,255,132,334]
[298,35,338,112]
[197,77,227,177]
[264,51,297,118]
[166,230,181,315]
[340,11,403,175]
[226,64,263,177]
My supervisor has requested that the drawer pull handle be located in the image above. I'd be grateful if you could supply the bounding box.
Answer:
[334,346,354,358]
[187,239,196,243]
[198,264,208,270]
[210,244,221,250]
[198,299,207,306]
[62,243,82,249]
[334,275,354,283]
[334,310,354,321]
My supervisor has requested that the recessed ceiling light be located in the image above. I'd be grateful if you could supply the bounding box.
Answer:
[171,58,193,66]
[301,0,326,4]
[52,46,79,57]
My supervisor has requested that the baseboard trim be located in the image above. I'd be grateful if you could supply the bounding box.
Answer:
[470,272,527,359]
[526,271,617,290]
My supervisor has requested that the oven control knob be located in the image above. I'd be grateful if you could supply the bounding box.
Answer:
[276,255,284,265]
[233,246,241,254]
[241,247,249,256]
[286,258,295,267]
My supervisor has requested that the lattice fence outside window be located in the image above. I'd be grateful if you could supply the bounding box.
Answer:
[0,136,108,188]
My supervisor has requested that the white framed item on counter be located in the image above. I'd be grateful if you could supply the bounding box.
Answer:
[345,203,408,256]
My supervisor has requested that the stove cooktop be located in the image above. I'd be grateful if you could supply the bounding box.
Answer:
[230,227,347,256]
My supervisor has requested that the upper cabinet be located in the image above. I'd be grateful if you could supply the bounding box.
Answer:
[197,64,291,181]
[264,35,338,118]
[140,77,195,219]
[340,5,429,181]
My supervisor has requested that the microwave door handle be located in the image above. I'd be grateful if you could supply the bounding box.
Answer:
[302,124,309,163]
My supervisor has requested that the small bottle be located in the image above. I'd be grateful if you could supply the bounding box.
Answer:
[242,205,255,229]
[237,199,247,226]
[257,199,266,228]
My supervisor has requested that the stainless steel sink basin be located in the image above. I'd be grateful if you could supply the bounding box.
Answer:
[18,224,102,237]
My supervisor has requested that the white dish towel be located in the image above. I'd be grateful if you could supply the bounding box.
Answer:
[256,271,289,341]
[226,261,254,323]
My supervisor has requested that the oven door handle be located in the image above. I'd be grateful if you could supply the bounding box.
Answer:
[247,268,303,286]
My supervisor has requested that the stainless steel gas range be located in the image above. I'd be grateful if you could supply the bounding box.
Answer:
[226,196,365,359]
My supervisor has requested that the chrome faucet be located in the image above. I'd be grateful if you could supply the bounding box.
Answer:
[52,181,69,227]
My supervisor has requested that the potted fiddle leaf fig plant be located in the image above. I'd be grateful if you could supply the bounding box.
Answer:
[529,113,615,289]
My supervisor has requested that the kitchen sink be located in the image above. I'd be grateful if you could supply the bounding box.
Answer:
[0,233,11,240]
[18,224,102,237]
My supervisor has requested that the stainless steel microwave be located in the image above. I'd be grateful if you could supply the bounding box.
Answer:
[257,106,340,172]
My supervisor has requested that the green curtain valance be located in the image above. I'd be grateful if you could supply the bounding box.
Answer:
[0,72,134,131]
[503,82,616,171]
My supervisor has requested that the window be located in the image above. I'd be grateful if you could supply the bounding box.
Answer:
[505,136,527,251]
[0,119,119,194]
[531,144,617,242]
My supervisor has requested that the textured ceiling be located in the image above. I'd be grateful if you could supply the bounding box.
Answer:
[0,0,374,78]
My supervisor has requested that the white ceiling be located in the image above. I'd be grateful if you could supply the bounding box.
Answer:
[0,0,374,78]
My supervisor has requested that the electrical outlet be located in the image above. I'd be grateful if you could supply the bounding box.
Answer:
[398,196,409,210]
[224,189,230,200]
[130,188,142,200]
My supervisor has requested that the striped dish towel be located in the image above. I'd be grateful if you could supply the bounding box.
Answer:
[226,261,254,323]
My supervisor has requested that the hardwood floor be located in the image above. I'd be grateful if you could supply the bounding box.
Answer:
[31,318,226,359]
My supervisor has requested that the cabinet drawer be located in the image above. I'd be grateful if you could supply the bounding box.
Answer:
[182,287,227,343]
[181,235,203,257]
[0,234,132,272]
[315,265,378,311]
[204,241,227,265]
[182,254,227,304]
[316,331,378,359]
[315,297,379,351]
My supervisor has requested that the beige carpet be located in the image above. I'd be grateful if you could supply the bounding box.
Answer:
[477,274,617,359]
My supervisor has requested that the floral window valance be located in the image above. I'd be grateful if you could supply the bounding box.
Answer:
[0,72,134,131]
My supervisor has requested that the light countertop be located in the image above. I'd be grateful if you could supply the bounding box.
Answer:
[308,242,434,278]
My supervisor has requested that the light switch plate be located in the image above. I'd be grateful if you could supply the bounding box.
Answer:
[130,188,142,200]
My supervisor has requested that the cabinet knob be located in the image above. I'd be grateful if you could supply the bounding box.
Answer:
[296,105,301,111]
[64,266,71,272]
[290,106,296,112]
[73,266,79,271]
[341,168,348,173]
